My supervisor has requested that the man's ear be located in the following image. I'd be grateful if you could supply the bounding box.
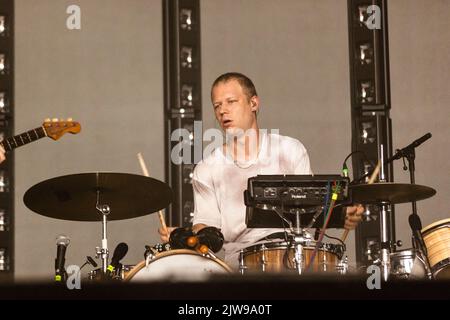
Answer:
[251,96,259,112]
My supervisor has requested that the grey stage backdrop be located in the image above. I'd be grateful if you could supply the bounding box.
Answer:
[13,0,449,280]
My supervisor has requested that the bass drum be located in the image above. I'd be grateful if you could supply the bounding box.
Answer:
[125,249,232,282]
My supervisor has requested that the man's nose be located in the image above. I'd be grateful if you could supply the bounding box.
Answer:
[219,104,229,114]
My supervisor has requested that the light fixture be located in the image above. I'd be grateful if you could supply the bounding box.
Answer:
[359,43,374,65]
[0,170,9,192]
[180,47,193,68]
[0,92,7,113]
[0,54,5,72]
[181,84,194,107]
[0,209,6,231]
[0,248,6,271]
[359,80,375,103]
[360,121,376,144]
[357,5,370,26]
[183,200,195,224]
[180,9,192,31]
[0,16,6,34]
[183,164,194,184]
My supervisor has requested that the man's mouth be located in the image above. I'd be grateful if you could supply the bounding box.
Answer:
[222,119,233,127]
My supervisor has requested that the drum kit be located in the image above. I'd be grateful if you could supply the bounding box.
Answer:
[22,169,449,282]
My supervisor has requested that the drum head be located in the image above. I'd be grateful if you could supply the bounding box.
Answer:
[421,218,450,234]
[125,249,231,282]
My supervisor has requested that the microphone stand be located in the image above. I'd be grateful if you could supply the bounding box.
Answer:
[386,139,432,278]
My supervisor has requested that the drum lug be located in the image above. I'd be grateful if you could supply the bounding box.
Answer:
[336,256,348,275]
[239,250,248,275]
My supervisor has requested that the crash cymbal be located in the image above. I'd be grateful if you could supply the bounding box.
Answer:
[23,172,173,221]
[350,182,436,205]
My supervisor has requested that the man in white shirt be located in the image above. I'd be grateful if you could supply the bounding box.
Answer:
[160,72,363,267]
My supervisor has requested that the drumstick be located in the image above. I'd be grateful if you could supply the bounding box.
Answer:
[137,152,169,235]
[341,160,381,242]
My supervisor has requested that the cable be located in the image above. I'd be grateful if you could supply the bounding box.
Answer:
[324,233,346,250]
[342,150,376,183]
[306,182,340,271]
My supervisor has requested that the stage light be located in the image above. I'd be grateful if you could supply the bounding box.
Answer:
[0,16,5,34]
[183,164,194,184]
[0,54,5,72]
[180,46,193,68]
[360,121,376,144]
[0,209,7,231]
[181,84,194,107]
[357,5,370,26]
[359,80,375,103]
[180,9,192,31]
[0,171,9,192]
[183,200,195,224]
[0,248,6,271]
[359,43,374,65]
[0,92,8,113]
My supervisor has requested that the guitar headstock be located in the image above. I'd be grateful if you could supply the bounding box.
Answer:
[43,118,81,140]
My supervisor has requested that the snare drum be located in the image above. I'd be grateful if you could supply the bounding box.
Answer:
[125,249,232,282]
[240,240,345,274]
[422,218,450,279]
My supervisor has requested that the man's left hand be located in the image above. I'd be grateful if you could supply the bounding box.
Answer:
[345,204,364,230]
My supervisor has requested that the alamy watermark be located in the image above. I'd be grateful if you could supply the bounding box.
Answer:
[170,121,280,167]
[66,5,81,30]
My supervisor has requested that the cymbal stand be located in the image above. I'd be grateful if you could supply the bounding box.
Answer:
[95,190,110,273]
[379,201,391,281]
[378,145,391,281]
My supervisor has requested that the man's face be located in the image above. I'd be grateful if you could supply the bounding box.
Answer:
[211,79,259,133]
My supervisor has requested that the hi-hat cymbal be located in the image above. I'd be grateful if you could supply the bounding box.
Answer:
[349,182,436,205]
[23,172,173,221]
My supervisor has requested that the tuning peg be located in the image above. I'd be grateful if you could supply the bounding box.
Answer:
[44,118,51,122]
[67,117,73,122]
[52,118,59,122]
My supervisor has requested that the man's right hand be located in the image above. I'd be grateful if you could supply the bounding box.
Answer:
[158,226,176,243]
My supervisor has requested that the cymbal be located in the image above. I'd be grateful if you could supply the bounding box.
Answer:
[23,172,173,221]
[349,182,436,205]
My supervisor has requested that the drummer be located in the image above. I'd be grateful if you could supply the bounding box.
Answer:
[159,72,364,268]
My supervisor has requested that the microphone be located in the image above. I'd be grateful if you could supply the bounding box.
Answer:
[409,214,427,256]
[391,133,432,161]
[55,235,70,282]
[87,256,98,268]
[106,242,128,278]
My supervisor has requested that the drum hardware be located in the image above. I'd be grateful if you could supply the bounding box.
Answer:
[79,256,98,270]
[23,172,173,280]
[244,175,350,275]
[144,243,171,267]
[336,256,348,275]
[350,134,435,281]
[238,250,247,275]
[240,238,345,274]
[124,249,232,282]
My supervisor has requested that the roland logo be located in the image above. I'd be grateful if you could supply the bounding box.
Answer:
[291,194,306,199]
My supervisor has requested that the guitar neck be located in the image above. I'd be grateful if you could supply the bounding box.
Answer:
[1,126,47,152]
